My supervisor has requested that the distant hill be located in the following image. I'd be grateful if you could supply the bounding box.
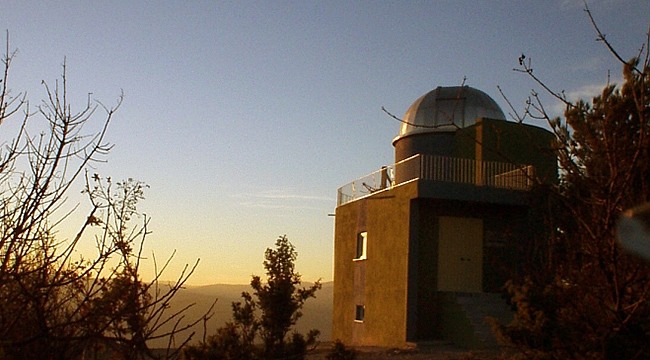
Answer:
[149,282,333,349]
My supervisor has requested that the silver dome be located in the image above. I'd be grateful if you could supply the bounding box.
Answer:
[393,86,506,143]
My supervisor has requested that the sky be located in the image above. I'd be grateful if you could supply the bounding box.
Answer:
[0,0,648,285]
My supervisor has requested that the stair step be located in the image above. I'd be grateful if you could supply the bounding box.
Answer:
[451,292,514,347]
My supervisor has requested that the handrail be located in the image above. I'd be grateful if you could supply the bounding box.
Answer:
[337,154,535,206]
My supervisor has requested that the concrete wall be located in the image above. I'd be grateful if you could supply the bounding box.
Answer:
[407,199,439,341]
[334,183,532,346]
[334,118,553,347]
[332,181,418,348]
[403,197,530,344]
[413,198,529,293]
[332,197,359,344]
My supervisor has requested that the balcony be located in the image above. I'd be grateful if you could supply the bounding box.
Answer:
[337,154,535,206]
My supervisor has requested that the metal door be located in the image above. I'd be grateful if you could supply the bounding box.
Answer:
[438,216,483,292]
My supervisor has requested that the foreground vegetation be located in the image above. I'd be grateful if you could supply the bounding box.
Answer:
[494,8,650,359]
[0,37,207,359]
[1,5,647,360]
[185,236,322,360]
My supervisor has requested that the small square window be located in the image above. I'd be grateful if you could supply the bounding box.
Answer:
[354,232,367,260]
[355,305,365,322]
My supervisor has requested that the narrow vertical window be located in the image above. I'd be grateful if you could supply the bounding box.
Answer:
[355,305,365,322]
[354,231,367,260]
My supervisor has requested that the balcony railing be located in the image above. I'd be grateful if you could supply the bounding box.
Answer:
[337,154,535,206]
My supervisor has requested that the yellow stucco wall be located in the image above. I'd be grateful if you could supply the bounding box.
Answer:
[332,181,418,348]
[332,198,358,344]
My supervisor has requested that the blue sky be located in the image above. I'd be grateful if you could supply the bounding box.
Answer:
[1,0,648,284]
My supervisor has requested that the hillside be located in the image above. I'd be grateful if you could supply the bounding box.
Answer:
[149,281,333,349]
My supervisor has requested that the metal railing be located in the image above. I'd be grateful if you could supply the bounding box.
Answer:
[337,154,535,206]
[337,166,395,206]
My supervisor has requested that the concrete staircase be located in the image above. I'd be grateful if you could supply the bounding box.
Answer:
[456,292,513,346]
[438,292,514,348]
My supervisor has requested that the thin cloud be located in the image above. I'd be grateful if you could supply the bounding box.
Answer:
[233,191,332,202]
[238,201,291,209]
[571,56,607,72]
[550,77,623,115]
[238,202,324,211]
[560,0,627,10]
[231,189,334,211]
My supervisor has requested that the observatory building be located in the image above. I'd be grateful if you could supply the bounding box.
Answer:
[332,86,556,348]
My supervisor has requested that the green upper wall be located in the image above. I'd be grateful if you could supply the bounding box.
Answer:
[454,118,557,184]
